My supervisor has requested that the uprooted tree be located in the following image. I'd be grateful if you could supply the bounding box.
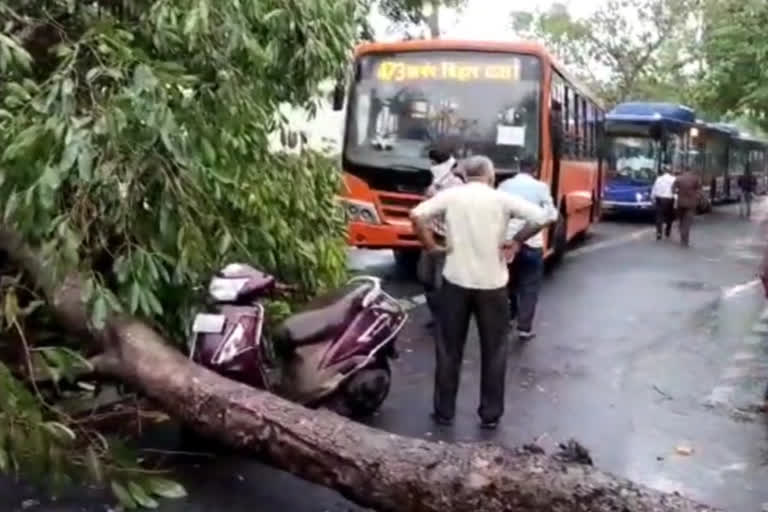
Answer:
[0,1,720,510]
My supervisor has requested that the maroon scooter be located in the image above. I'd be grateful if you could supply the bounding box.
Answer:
[189,263,407,417]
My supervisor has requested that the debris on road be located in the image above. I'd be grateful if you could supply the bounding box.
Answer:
[676,444,694,456]
[554,439,593,465]
[653,385,673,400]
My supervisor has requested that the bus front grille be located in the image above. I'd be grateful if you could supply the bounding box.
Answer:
[378,192,423,221]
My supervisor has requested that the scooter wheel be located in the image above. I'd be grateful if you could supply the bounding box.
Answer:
[331,364,391,418]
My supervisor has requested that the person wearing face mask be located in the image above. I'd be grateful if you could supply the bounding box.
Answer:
[410,155,547,430]
[417,148,464,330]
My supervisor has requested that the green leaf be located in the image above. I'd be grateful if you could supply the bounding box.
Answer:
[129,281,141,314]
[6,82,31,102]
[0,34,32,70]
[201,138,216,164]
[78,145,93,180]
[144,290,163,316]
[129,481,159,509]
[218,230,232,255]
[85,445,103,482]
[3,289,19,323]
[146,477,187,499]
[133,65,158,91]
[59,141,80,172]
[263,9,284,23]
[61,78,75,98]
[41,422,76,444]
[40,346,94,381]
[91,294,108,330]
[112,481,138,509]
[0,448,8,472]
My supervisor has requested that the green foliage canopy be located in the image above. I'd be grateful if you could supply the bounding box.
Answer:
[0,0,362,506]
[511,0,702,106]
[697,0,768,132]
[377,0,466,38]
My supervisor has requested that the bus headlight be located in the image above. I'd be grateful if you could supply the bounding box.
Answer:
[342,199,380,224]
[635,192,643,202]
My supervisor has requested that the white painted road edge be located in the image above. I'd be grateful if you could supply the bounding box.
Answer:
[565,227,654,259]
[397,227,654,312]
[722,279,760,300]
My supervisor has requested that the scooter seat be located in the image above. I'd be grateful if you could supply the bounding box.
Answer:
[275,281,374,349]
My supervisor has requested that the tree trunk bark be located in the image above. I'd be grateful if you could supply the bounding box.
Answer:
[426,0,440,38]
[0,226,720,512]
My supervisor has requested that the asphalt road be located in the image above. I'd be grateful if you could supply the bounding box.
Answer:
[5,202,768,512]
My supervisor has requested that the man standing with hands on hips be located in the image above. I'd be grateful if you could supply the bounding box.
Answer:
[410,156,548,430]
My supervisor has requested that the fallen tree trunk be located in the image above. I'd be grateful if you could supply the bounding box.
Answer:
[1,226,719,512]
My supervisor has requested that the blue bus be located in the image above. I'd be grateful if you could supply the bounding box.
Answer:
[602,102,697,215]
[732,133,768,197]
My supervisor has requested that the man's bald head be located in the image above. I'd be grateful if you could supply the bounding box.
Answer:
[460,156,495,185]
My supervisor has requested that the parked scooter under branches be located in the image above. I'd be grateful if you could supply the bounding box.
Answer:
[189,264,407,418]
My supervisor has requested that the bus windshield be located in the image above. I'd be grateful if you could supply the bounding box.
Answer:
[344,51,541,172]
[610,136,659,184]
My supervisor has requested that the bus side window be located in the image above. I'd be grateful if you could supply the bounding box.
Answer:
[580,97,588,159]
[584,101,595,160]
[563,85,575,158]
[574,92,582,159]
[593,104,599,159]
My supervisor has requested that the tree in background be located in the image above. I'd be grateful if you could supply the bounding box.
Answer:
[377,0,467,38]
[697,0,768,132]
[511,0,703,106]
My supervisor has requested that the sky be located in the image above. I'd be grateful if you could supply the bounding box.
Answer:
[370,0,601,41]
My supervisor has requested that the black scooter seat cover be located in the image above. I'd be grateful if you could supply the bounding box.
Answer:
[275,281,373,349]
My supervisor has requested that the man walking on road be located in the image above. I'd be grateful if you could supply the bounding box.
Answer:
[673,168,702,247]
[410,156,548,429]
[497,162,558,341]
[651,165,677,240]
[737,171,757,218]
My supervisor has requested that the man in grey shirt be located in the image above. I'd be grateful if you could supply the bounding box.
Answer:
[410,156,547,429]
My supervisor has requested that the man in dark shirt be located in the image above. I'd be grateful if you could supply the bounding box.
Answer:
[737,172,757,218]
[673,169,702,247]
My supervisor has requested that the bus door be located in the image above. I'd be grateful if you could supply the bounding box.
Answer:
[595,111,605,210]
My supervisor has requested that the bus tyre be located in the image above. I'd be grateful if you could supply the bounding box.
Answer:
[393,248,420,278]
[550,213,568,265]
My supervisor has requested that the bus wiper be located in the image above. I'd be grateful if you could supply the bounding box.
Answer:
[390,164,430,172]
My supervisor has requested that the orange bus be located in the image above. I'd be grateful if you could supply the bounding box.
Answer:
[333,40,606,271]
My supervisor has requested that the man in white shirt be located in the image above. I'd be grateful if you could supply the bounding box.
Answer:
[651,165,677,240]
[497,164,559,341]
[410,155,548,429]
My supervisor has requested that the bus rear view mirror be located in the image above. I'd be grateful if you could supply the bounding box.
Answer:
[332,80,345,111]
